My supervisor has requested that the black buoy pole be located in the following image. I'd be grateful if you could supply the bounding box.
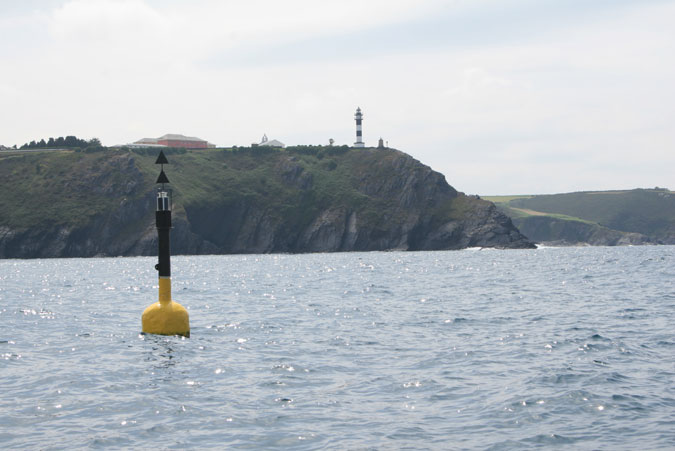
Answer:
[155,165,172,282]
[141,150,190,337]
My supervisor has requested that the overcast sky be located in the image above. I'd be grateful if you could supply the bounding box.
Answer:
[1,0,673,194]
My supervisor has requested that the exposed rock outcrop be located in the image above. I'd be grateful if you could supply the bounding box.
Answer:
[0,147,534,258]
[512,216,653,246]
[175,149,533,253]
[500,189,675,245]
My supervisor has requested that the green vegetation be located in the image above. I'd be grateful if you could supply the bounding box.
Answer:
[0,144,536,257]
[20,135,101,150]
[482,195,533,203]
[4,143,670,250]
[508,190,675,236]
[498,206,596,225]
[129,146,376,230]
[488,189,675,244]
[0,150,134,228]
[0,145,434,231]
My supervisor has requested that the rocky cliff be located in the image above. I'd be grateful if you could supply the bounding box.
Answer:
[488,189,675,246]
[511,216,652,246]
[0,146,534,258]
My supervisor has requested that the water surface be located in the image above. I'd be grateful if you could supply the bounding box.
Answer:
[1,246,674,449]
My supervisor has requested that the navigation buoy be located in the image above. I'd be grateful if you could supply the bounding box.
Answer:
[142,151,190,337]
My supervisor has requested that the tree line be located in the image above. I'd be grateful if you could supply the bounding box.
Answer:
[20,136,101,149]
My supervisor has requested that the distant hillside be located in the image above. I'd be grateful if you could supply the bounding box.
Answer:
[485,189,675,245]
[0,146,533,258]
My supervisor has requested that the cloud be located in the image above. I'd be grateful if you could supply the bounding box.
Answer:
[48,0,173,67]
[444,67,513,98]
[181,0,446,42]
[0,0,673,194]
[50,0,165,39]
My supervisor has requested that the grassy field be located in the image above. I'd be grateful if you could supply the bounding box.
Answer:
[0,145,470,238]
[5,146,669,246]
[484,189,675,237]
[482,195,533,203]
[0,149,139,228]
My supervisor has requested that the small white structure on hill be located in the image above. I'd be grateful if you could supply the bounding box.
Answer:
[255,134,285,148]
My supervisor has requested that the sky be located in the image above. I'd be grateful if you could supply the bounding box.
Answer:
[1,0,674,195]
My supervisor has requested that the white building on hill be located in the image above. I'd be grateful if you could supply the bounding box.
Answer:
[255,134,285,148]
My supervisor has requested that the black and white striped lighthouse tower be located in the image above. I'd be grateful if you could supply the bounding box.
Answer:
[354,107,365,148]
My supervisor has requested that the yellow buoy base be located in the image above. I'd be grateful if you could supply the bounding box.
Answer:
[142,300,190,337]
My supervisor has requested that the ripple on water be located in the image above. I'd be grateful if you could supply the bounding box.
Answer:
[0,247,674,449]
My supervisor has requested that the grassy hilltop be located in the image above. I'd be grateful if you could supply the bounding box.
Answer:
[485,190,675,245]
[0,146,532,258]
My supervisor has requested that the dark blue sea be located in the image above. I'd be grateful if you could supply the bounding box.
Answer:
[1,246,674,449]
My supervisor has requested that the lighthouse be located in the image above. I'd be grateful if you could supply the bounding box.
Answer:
[141,150,190,337]
[354,107,365,148]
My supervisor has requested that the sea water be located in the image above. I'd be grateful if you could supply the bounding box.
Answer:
[1,246,674,449]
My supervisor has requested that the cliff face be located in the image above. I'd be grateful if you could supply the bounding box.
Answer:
[489,189,675,246]
[0,147,534,258]
[0,151,156,258]
[511,216,652,246]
